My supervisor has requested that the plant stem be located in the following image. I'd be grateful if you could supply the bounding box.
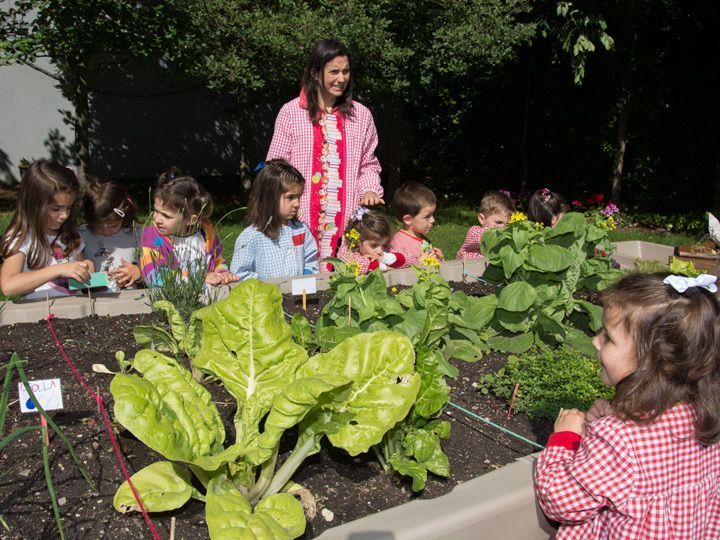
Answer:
[247,446,278,504]
[41,425,65,540]
[0,356,19,436]
[372,445,387,471]
[262,436,317,500]
[187,465,211,490]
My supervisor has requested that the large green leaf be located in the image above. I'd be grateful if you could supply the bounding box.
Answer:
[205,475,305,540]
[526,244,575,272]
[153,300,187,342]
[499,244,525,279]
[297,332,420,456]
[113,461,197,513]
[575,300,603,332]
[488,332,535,353]
[192,280,309,429]
[111,350,225,465]
[497,282,537,312]
[132,325,178,355]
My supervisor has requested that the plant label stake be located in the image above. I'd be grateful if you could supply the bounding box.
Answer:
[18,379,64,413]
[507,383,520,419]
[291,277,316,313]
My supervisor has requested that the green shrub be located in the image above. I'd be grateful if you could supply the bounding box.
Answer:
[477,346,614,420]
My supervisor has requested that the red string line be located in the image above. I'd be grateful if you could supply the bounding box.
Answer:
[45,314,162,540]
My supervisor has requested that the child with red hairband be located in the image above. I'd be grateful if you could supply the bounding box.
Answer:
[528,188,569,228]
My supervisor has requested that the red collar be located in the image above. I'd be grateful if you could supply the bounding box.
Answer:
[399,230,425,243]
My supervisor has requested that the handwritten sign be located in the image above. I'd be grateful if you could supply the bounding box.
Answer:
[69,271,108,290]
[18,379,63,413]
[291,277,317,296]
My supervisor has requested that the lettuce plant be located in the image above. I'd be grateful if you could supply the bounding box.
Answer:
[480,212,624,354]
[111,279,419,539]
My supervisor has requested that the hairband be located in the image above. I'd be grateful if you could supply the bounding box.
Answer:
[353,206,370,221]
[113,207,125,218]
[663,274,718,294]
[541,188,552,203]
[254,161,266,174]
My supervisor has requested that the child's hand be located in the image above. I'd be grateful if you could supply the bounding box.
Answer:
[57,260,93,283]
[219,272,240,285]
[586,399,614,423]
[109,259,141,288]
[432,247,444,260]
[554,407,586,436]
[205,272,223,285]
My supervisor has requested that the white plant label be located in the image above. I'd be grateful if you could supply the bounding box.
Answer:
[18,379,64,413]
[292,277,318,296]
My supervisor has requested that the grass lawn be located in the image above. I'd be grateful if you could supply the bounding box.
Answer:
[0,201,704,302]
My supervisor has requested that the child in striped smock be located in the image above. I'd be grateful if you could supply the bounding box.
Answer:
[534,272,720,539]
[230,160,318,281]
[336,208,405,275]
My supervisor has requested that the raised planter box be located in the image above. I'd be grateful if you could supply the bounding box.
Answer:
[611,240,675,270]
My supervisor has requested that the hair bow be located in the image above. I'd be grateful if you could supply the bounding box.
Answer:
[541,188,552,203]
[253,161,266,174]
[353,206,370,220]
[663,274,718,294]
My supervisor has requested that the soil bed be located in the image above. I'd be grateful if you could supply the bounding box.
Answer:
[0,281,551,539]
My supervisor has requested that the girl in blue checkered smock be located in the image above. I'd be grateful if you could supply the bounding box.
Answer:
[230,160,319,281]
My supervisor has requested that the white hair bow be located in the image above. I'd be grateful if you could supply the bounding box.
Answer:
[353,206,370,220]
[663,274,718,294]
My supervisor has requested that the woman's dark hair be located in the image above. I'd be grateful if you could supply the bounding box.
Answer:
[83,177,137,230]
[0,159,81,268]
[602,272,720,445]
[154,169,213,224]
[246,159,305,240]
[301,38,354,123]
[346,210,392,246]
[527,188,568,227]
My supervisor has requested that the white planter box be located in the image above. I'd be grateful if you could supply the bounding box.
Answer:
[612,240,674,270]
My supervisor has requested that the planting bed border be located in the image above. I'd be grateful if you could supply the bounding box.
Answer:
[0,243,661,539]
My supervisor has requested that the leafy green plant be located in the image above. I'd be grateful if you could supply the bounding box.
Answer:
[1,354,96,538]
[635,256,703,277]
[477,346,614,420]
[111,279,420,539]
[480,212,624,354]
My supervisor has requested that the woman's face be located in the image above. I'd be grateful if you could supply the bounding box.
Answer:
[317,55,350,108]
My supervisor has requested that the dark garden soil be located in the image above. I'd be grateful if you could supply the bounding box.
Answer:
[0,281,552,540]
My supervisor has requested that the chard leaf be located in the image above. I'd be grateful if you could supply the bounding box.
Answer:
[497,282,537,312]
[183,306,206,358]
[387,455,427,492]
[192,280,309,428]
[488,332,535,353]
[132,325,178,355]
[113,461,195,513]
[388,309,427,343]
[289,314,313,349]
[297,332,420,456]
[526,244,575,272]
[206,475,304,540]
[495,309,530,333]
[111,350,225,465]
[413,348,451,418]
[564,327,597,355]
[444,338,486,362]
[153,300,187,342]
[545,212,585,237]
[315,325,362,351]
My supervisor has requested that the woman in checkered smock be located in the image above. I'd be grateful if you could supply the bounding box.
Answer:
[534,272,720,539]
[266,39,383,269]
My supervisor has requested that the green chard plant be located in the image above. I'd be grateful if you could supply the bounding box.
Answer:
[302,261,495,490]
[479,212,624,354]
[111,279,420,539]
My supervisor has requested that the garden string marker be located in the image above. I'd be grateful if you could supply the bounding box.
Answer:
[507,383,520,419]
[45,314,161,540]
[447,401,544,450]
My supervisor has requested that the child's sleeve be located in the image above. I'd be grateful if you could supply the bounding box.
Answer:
[139,226,168,287]
[456,226,483,260]
[303,226,319,274]
[229,229,259,281]
[205,223,228,273]
[534,421,635,524]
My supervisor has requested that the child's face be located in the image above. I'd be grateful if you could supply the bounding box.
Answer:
[153,197,192,236]
[358,238,386,261]
[45,192,76,234]
[478,210,509,228]
[592,306,636,386]
[551,211,566,228]
[404,203,436,237]
[278,184,303,223]
[93,215,124,236]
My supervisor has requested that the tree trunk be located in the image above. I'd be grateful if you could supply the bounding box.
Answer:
[386,99,404,198]
[237,90,251,191]
[72,60,90,186]
[610,102,629,202]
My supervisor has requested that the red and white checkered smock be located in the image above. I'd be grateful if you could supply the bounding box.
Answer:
[534,403,720,539]
[266,96,383,257]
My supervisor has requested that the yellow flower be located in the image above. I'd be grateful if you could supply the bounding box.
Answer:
[345,228,360,241]
[391,287,398,294]
[606,215,617,230]
[346,261,360,276]
[509,211,527,224]
[422,256,441,271]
